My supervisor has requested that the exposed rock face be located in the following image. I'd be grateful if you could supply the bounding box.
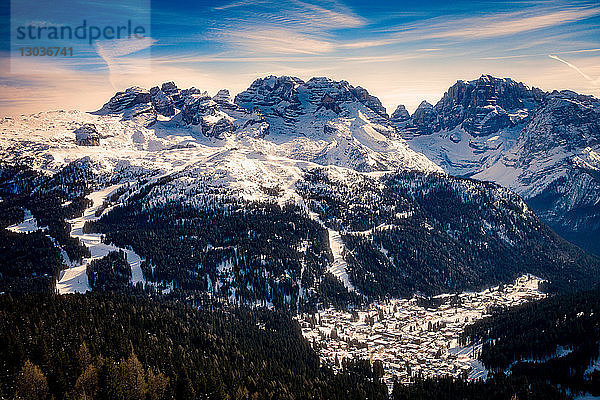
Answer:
[433,75,543,136]
[98,87,152,114]
[319,93,341,114]
[95,86,156,127]
[234,76,392,136]
[160,82,187,109]
[410,101,440,135]
[213,89,243,113]
[394,75,544,137]
[75,124,100,146]
[303,77,388,120]
[150,87,175,117]
[161,81,178,94]
[213,89,233,105]
[390,105,410,124]
[95,82,216,127]
[181,91,266,139]
[181,94,217,125]
[96,82,199,123]
[207,117,236,138]
[235,76,304,123]
[349,85,388,118]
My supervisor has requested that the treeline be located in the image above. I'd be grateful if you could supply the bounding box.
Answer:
[0,192,60,294]
[0,193,91,293]
[0,293,388,400]
[461,288,600,394]
[0,229,62,293]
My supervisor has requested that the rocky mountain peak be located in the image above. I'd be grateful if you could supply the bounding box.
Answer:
[235,76,304,109]
[96,86,152,114]
[434,74,543,136]
[409,101,440,135]
[161,81,178,94]
[390,105,410,123]
[149,85,176,117]
[235,76,387,115]
[92,83,246,138]
[393,75,546,137]
[213,89,233,105]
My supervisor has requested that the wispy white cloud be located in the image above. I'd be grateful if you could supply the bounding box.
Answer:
[212,0,270,11]
[338,38,398,49]
[417,6,600,40]
[207,0,365,55]
[363,3,600,51]
[214,0,364,30]
[212,27,335,54]
[207,1,600,61]
[287,0,365,29]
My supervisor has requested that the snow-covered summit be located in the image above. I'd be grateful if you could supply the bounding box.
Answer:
[15,77,439,175]
[231,75,439,172]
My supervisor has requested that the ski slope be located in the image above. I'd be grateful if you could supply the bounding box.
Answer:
[56,184,145,294]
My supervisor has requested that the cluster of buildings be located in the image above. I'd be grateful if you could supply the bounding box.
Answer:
[299,275,545,389]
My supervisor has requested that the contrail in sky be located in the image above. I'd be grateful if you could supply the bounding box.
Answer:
[548,54,593,81]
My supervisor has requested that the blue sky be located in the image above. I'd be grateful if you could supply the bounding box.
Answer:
[1,0,599,115]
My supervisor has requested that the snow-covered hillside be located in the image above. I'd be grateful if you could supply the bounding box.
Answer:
[1,75,599,307]
[0,76,440,196]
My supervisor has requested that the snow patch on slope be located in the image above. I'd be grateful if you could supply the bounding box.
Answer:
[327,229,354,292]
[6,209,47,233]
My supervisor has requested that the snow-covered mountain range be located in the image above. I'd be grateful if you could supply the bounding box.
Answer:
[1,76,598,307]
[395,75,600,255]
